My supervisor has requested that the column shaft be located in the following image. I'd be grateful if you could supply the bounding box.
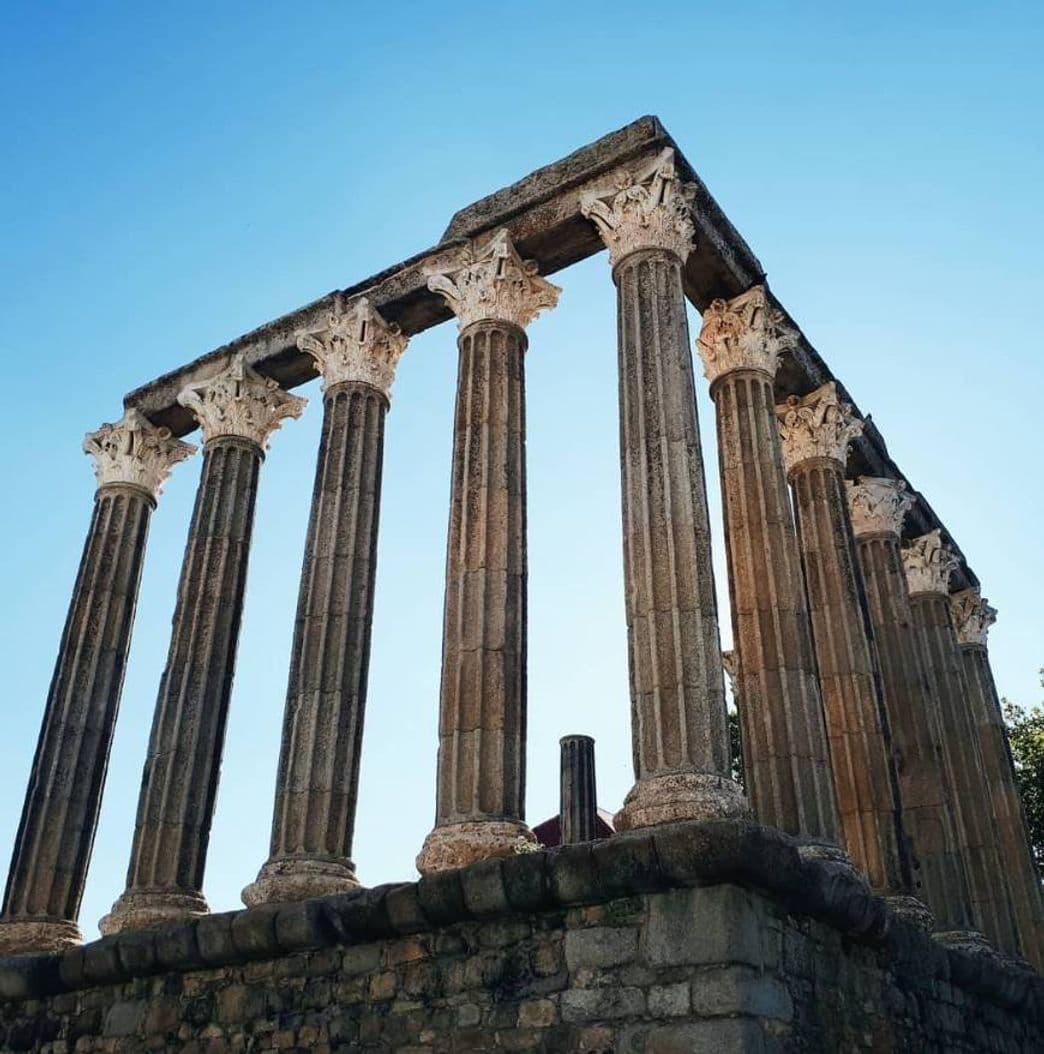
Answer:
[961,644,1044,969]
[910,593,1020,951]
[416,320,532,871]
[102,437,262,932]
[790,462,910,894]
[0,486,151,950]
[856,534,971,929]
[713,370,840,844]
[614,249,742,828]
[244,383,386,903]
[560,736,598,845]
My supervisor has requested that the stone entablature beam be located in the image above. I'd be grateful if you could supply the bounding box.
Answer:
[100,355,304,935]
[0,413,195,955]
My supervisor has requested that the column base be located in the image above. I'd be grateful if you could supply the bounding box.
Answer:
[0,917,82,955]
[797,841,866,880]
[933,929,991,954]
[241,855,361,907]
[416,819,537,875]
[98,889,209,936]
[613,772,749,832]
[886,894,936,933]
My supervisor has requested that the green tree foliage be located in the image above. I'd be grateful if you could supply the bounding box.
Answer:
[727,708,745,789]
[1003,669,1044,869]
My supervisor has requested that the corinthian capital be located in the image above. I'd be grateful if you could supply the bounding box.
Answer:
[776,382,863,473]
[427,229,561,332]
[845,477,914,538]
[950,588,997,647]
[84,409,197,500]
[178,353,307,450]
[298,297,408,398]
[902,530,959,597]
[696,285,796,383]
[579,148,696,266]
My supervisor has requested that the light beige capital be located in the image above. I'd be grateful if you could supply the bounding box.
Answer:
[298,296,408,398]
[84,408,197,500]
[950,588,997,647]
[776,382,863,473]
[721,649,739,690]
[579,147,696,266]
[426,229,560,332]
[902,530,959,597]
[696,285,796,383]
[177,352,307,449]
[845,476,914,538]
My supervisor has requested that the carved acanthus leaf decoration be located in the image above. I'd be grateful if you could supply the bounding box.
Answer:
[902,530,959,597]
[776,382,863,473]
[84,408,197,500]
[426,229,561,332]
[696,285,796,382]
[845,477,914,538]
[298,297,408,398]
[579,147,696,266]
[177,352,307,450]
[950,588,997,648]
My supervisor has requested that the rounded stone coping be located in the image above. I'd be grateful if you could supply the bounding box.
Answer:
[0,818,1041,1019]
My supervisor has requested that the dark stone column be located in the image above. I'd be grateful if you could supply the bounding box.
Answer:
[244,298,406,904]
[418,231,559,873]
[904,532,1021,954]
[560,735,598,845]
[0,412,194,953]
[777,387,915,909]
[849,493,972,932]
[101,355,304,933]
[697,288,842,858]
[952,589,1044,970]
[580,148,746,830]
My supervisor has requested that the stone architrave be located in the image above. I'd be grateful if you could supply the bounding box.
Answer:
[243,299,407,905]
[578,149,747,831]
[696,287,842,860]
[950,588,1044,967]
[776,386,915,904]
[559,735,599,845]
[416,230,560,873]
[0,413,194,954]
[903,531,1020,953]
[100,354,305,934]
[846,479,974,933]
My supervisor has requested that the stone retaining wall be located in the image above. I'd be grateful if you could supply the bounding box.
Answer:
[1,821,1041,1052]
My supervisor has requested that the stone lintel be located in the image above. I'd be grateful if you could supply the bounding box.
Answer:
[2,818,1041,1026]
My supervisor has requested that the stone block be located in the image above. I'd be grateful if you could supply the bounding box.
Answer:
[590,832,663,900]
[501,851,553,914]
[153,922,201,971]
[565,927,638,971]
[329,885,397,941]
[385,884,428,934]
[102,1000,145,1037]
[643,885,772,968]
[273,899,339,951]
[517,997,557,1028]
[690,966,793,1021]
[644,1018,768,1053]
[561,985,644,1022]
[416,870,469,927]
[81,939,123,986]
[113,931,157,976]
[195,913,240,965]
[230,905,281,959]
[549,844,602,906]
[648,982,689,1017]
[460,858,510,918]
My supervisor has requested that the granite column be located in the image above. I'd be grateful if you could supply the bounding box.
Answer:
[580,147,747,829]
[243,299,407,904]
[903,532,1020,953]
[101,354,304,933]
[951,588,1044,969]
[0,413,194,953]
[559,735,598,846]
[697,287,843,859]
[417,230,560,873]
[777,385,915,906]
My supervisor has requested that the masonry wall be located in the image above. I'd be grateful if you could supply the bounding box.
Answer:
[1,821,1041,1053]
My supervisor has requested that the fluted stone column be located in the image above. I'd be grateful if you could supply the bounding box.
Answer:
[777,386,915,905]
[243,299,407,905]
[847,480,973,933]
[0,413,194,953]
[416,230,560,873]
[951,590,1044,969]
[902,534,1021,954]
[696,287,843,860]
[560,735,598,845]
[579,147,746,830]
[100,355,305,933]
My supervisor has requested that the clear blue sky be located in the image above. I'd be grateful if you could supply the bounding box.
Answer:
[1,2,1041,940]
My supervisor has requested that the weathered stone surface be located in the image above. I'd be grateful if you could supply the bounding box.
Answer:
[785,446,912,900]
[559,736,599,845]
[698,289,841,848]
[851,504,972,932]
